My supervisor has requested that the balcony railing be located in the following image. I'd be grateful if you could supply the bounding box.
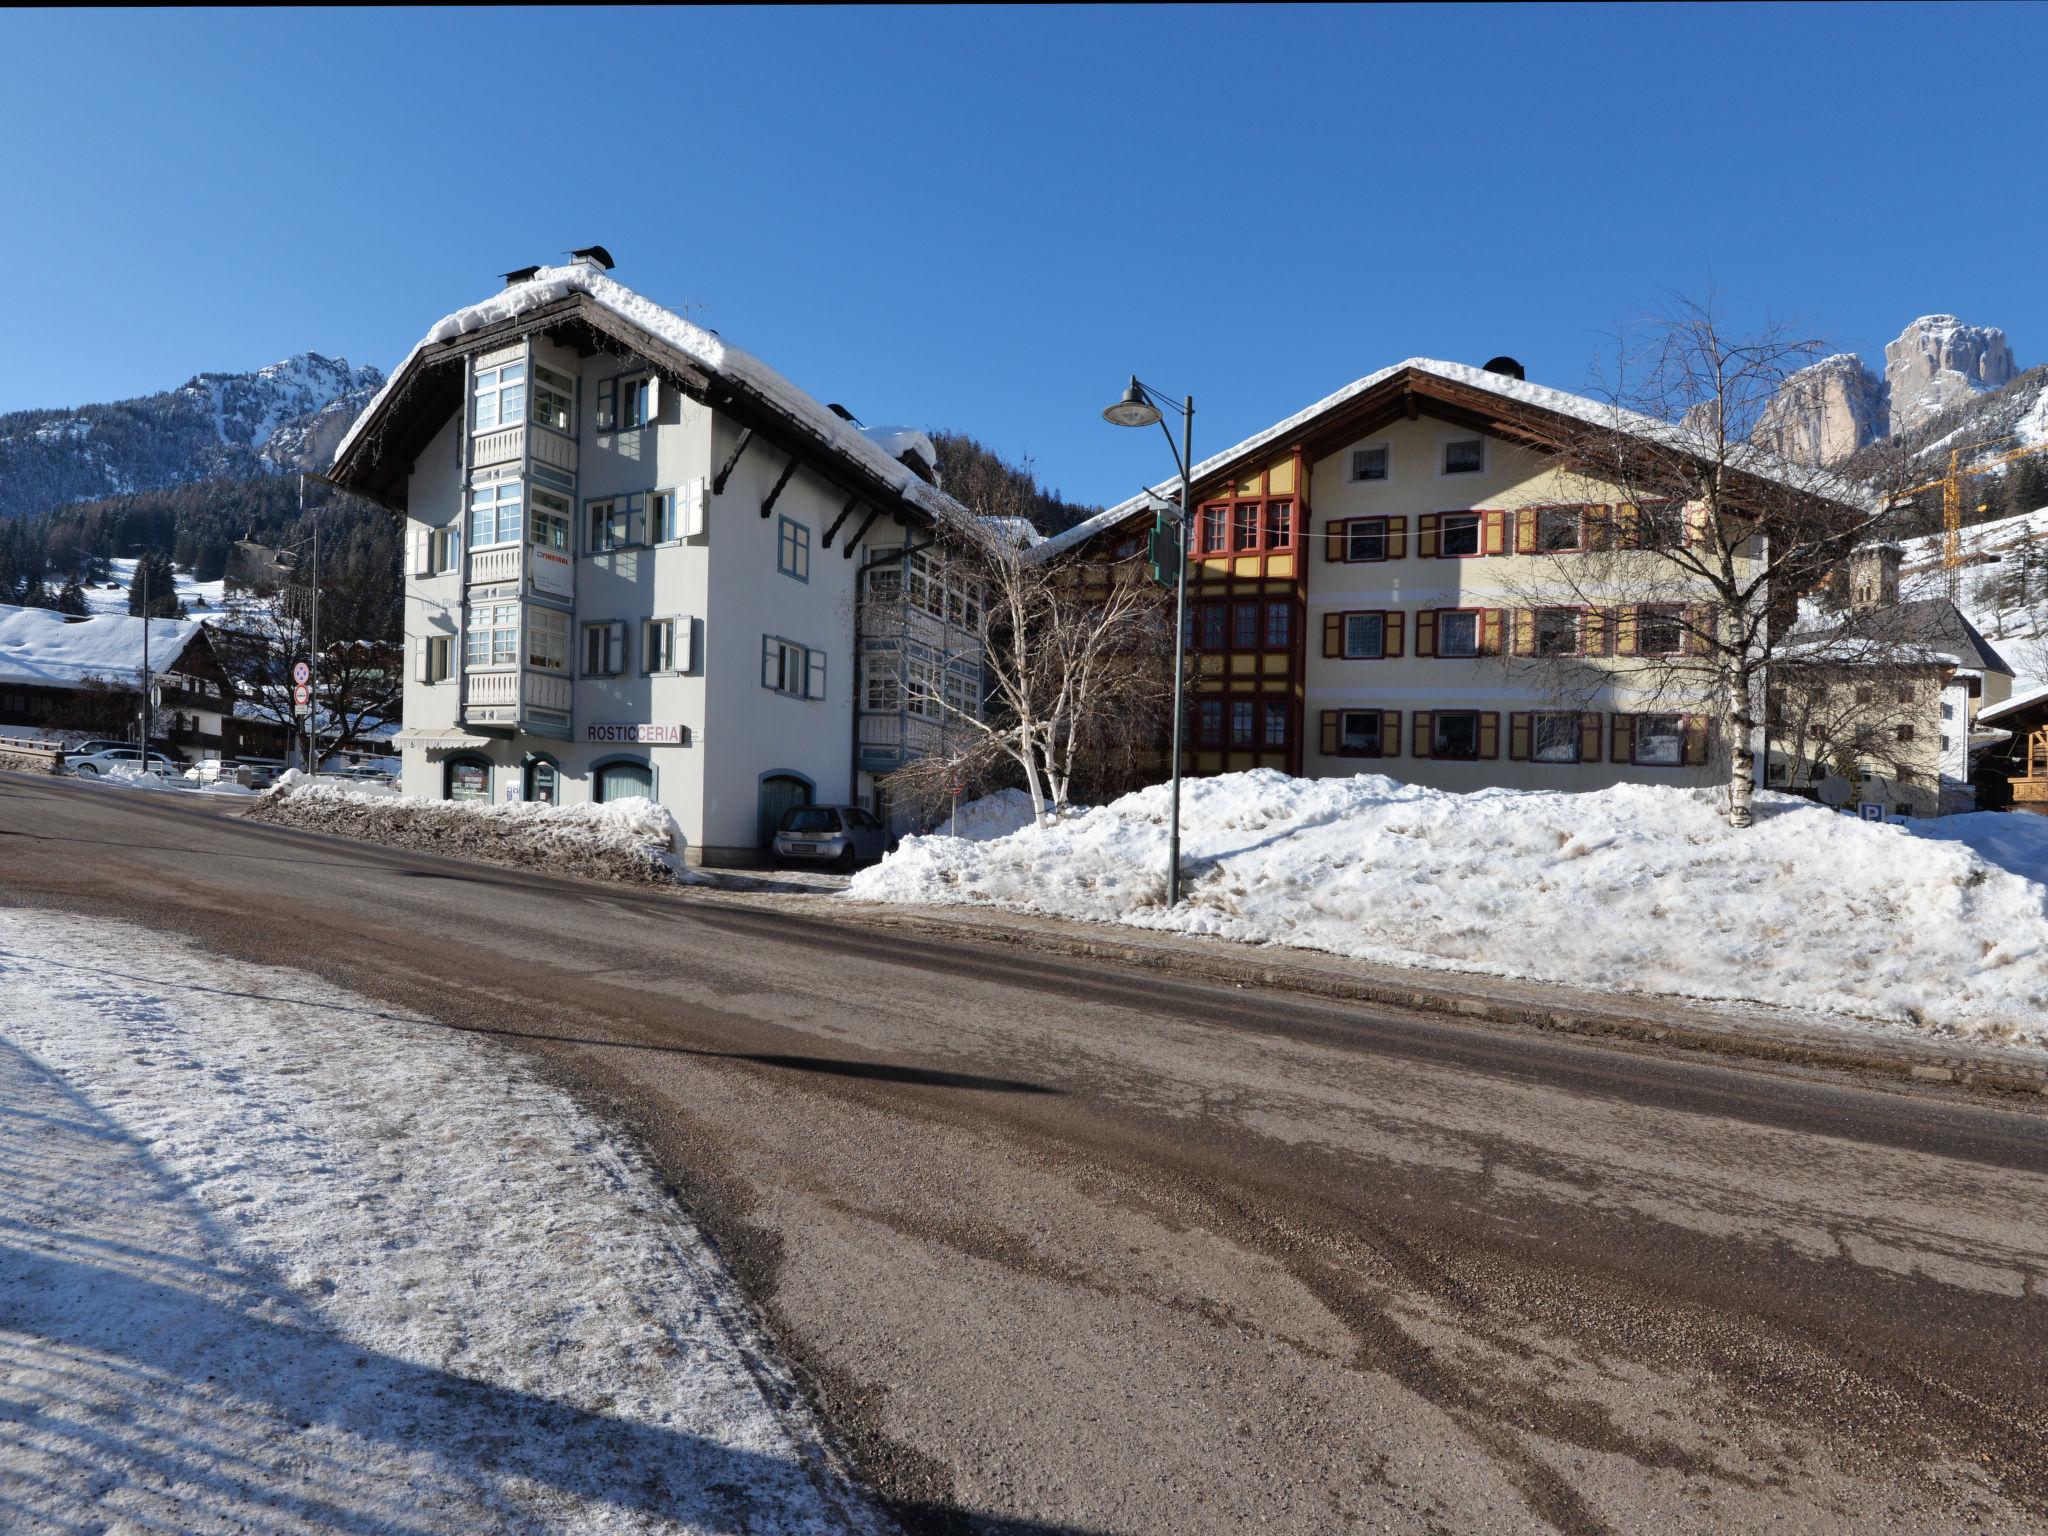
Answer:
[468,545,521,587]
[462,667,573,728]
[470,424,578,475]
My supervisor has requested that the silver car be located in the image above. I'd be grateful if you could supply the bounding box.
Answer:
[68,746,181,778]
[772,805,890,871]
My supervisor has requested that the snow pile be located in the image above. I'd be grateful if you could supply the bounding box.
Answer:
[0,906,880,1533]
[0,601,201,689]
[936,787,1046,842]
[248,782,700,884]
[848,769,2048,1043]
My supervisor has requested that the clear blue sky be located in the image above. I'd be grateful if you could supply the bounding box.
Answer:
[3,5,2041,506]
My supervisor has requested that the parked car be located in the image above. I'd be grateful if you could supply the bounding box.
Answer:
[186,759,254,787]
[235,758,288,790]
[772,805,890,871]
[68,738,138,757]
[68,746,181,778]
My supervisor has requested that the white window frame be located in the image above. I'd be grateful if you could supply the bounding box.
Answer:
[643,616,690,676]
[1534,607,1582,657]
[582,620,626,677]
[1438,511,1482,557]
[1349,442,1391,484]
[530,363,575,436]
[430,526,460,573]
[1436,610,1481,658]
[472,362,527,434]
[1339,710,1383,755]
[1636,604,1685,657]
[1635,714,1684,766]
[469,482,524,549]
[1342,612,1385,659]
[1531,711,1580,763]
[417,634,453,684]
[529,488,572,552]
[762,635,821,698]
[861,639,901,711]
[527,606,569,673]
[465,602,519,669]
[1438,433,1487,478]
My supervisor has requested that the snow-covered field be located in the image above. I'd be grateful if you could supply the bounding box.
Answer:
[0,907,879,1534]
[849,771,2048,1046]
[82,556,227,618]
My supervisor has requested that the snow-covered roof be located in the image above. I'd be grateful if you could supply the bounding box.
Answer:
[0,603,203,690]
[335,264,963,522]
[1979,681,2048,724]
[1034,357,1874,560]
[858,425,940,477]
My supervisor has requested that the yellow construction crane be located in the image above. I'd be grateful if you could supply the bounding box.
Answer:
[1889,433,2048,602]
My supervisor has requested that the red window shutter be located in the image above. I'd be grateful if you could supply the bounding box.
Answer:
[1683,715,1711,766]
[1480,609,1503,656]
[1515,510,1538,555]
[1478,712,1500,759]
[1414,609,1437,657]
[1483,510,1507,556]
[1324,519,1347,563]
[1382,710,1401,758]
[1383,610,1405,657]
[1418,513,1440,559]
[1385,517,1408,560]
[1610,713,1634,764]
[1512,609,1535,656]
[1320,710,1337,756]
[1508,712,1531,760]
[1322,612,1342,658]
[1412,711,1432,758]
[1578,712,1603,764]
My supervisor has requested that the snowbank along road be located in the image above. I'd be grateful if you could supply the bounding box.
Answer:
[3,772,2047,1535]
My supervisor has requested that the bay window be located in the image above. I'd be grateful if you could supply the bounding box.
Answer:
[472,363,526,432]
[465,602,519,668]
[531,364,574,434]
[469,482,523,548]
[527,606,568,672]
[529,489,571,551]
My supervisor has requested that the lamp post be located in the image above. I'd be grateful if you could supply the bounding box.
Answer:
[1102,376,1193,907]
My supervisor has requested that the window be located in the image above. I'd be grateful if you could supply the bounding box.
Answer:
[1351,445,1389,482]
[944,662,980,719]
[446,756,491,802]
[1262,701,1288,748]
[644,618,683,675]
[1637,502,1684,549]
[619,375,653,430]
[419,635,452,683]
[1197,698,1223,746]
[1636,605,1684,656]
[762,636,825,699]
[1437,611,1480,657]
[531,364,574,434]
[1442,436,1484,476]
[594,760,654,804]
[588,495,646,553]
[1265,601,1292,649]
[1535,506,1583,552]
[1535,608,1581,657]
[527,606,568,672]
[1343,612,1385,659]
[472,363,525,433]
[1202,504,1227,552]
[465,602,518,667]
[1233,601,1260,649]
[1531,712,1579,763]
[469,482,523,548]
[1264,501,1293,547]
[1198,603,1226,650]
[778,517,811,581]
[1230,700,1255,747]
[861,640,901,710]
[1346,519,1389,562]
[425,525,460,573]
[1895,723,1915,743]
[1439,513,1481,557]
[1941,701,1954,721]
[529,489,571,551]
[1897,686,1914,705]
[1233,504,1258,549]
[1635,714,1684,766]
[1339,711,1382,755]
[1856,685,1874,705]
[582,620,626,676]
[525,759,559,805]
[1432,712,1481,758]
[865,565,902,603]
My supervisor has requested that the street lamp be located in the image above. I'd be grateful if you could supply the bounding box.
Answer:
[1101,375,1193,907]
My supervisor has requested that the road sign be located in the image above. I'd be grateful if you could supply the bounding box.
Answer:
[293,683,311,708]
[1146,514,1183,590]
[292,660,311,686]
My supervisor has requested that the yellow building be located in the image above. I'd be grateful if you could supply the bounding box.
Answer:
[1041,358,1859,795]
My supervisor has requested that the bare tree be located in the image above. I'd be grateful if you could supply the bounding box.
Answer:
[881,455,1173,827]
[1509,294,1915,827]
[213,591,401,758]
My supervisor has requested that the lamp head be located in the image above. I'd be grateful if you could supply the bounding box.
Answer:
[1102,376,1162,428]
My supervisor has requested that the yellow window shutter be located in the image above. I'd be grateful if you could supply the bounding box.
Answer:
[1484,510,1507,556]
[1615,605,1637,655]
[1383,611,1405,657]
[1412,711,1432,758]
[1385,517,1408,560]
[1513,609,1535,656]
[1418,513,1439,559]
[1685,504,1711,547]
[1578,712,1603,763]
[1580,607,1606,656]
[1323,612,1342,658]
[1509,712,1531,760]
[1610,713,1634,763]
[1614,503,1639,549]
[1584,504,1610,552]
[1324,519,1346,563]
[1478,712,1500,759]
[1480,609,1503,655]
[1515,510,1538,555]
[1687,605,1714,654]
[1382,710,1401,757]
[1415,609,1437,657]
[1684,715,1711,766]
[1320,710,1337,756]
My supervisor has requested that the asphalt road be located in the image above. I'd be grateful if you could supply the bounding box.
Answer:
[4,773,2046,1536]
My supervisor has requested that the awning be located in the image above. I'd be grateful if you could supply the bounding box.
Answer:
[392,727,494,750]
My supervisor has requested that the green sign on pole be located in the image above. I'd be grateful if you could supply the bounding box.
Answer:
[1146,514,1182,590]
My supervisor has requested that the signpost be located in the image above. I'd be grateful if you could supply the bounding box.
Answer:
[1145,513,1182,591]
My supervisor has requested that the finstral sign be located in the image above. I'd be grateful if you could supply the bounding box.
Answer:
[584,722,687,745]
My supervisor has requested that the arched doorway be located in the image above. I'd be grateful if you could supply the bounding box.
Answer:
[445,755,491,802]
[524,756,560,805]
[757,772,812,846]
[593,757,654,804]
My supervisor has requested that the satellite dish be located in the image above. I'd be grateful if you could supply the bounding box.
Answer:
[1816,775,1855,808]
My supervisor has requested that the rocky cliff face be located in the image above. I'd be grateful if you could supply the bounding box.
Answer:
[1884,315,2016,435]
[0,353,383,522]
[1753,353,1886,467]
